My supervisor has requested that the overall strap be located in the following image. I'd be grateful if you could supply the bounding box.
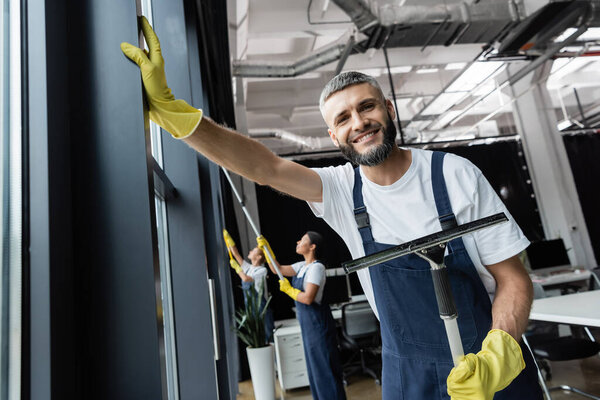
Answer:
[431,152,458,231]
[352,167,374,243]
[431,152,467,254]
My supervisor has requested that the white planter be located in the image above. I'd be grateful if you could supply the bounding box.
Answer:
[246,344,276,400]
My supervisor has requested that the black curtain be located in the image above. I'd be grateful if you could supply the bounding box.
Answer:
[193,0,236,125]
[442,140,544,241]
[563,133,600,261]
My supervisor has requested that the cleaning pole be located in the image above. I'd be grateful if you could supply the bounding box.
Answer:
[221,167,284,280]
[343,212,508,366]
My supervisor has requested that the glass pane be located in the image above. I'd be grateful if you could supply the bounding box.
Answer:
[1,0,22,398]
[137,1,179,399]
[0,0,6,394]
[154,196,179,400]
[138,0,163,167]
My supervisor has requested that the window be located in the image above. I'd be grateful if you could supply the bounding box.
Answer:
[1,0,22,398]
[138,1,180,399]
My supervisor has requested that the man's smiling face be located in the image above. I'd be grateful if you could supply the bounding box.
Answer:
[323,83,397,166]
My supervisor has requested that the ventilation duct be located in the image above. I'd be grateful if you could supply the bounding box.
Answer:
[232,37,350,78]
[248,129,334,150]
[233,0,522,78]
[233,0,599,78]
[494,0,592,56]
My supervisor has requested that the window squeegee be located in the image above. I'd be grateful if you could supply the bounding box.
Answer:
[342,212,509,366]
[221,168,285,280]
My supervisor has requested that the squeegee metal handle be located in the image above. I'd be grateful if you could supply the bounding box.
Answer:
[444,318,464,367]
[431,266,464,366]
[342,213,508,274]
[221,167,284,280]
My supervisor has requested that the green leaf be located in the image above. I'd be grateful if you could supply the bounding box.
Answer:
[232,283,272,348]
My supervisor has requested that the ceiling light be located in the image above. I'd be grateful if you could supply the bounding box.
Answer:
[554,28,577,43]
[420,92,466,116]
[445,62,467,70]
[357,68,382,77]
[429,111,462,131]
[446,61,504,92]
[552,27,600,44]
[416,68,438,74]
[557,119,572,131]
[578,27,600,41]
[406,120,431,130]
[388,65,412,74]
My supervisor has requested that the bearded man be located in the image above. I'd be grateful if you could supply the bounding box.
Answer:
[121,17,543,400]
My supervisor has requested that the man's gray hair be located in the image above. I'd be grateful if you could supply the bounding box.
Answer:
[319,71,385,115]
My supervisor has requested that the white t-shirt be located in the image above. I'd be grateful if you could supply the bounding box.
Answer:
[308,148,529,319]
[292,261,327,304]
[241,261,269,300]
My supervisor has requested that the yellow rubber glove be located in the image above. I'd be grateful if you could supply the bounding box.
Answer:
[279,278,301,301]
[223,229,236,248]
[120,16,203,139]
[230,258,242,274]
[447,329,526,400]
[257,235,275,262]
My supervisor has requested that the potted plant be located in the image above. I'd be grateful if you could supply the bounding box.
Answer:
[234,285,275,400]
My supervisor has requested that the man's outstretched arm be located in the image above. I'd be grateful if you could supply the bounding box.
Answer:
[121,16,323,203]
[183,117,323,202]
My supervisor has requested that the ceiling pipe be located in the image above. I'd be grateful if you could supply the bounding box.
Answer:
[334,35,356,75]
[555,50,600,57]
[340,0,516,26]
[330,0,378,31]
[560,128,600,134]
[248,128,334,150]
[232,0,525,78]
[232,38,350,78]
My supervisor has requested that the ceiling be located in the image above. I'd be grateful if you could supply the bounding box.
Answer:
[226,0,600,156]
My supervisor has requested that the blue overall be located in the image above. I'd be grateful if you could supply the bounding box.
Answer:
[292,266,346,400]
[352,152,542,399]
[241,280,274,343]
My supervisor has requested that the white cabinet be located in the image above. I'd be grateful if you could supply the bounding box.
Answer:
[273,319,309,390]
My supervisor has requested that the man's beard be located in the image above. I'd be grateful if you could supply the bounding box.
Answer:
[338,113,397,167]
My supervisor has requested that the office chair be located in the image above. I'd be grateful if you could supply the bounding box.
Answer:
[589,267,600,290]
[524,283,600,399]
[340,300,381,386]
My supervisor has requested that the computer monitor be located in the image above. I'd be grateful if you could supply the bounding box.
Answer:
[322,275,350,306]
[527,239,571,274]
[348,273,364,297]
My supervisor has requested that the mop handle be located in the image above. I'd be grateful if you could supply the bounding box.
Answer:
[426,257,465,366]
[221,168,284,280]
[222,168,261,235]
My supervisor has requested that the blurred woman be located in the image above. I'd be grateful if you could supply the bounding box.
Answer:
[259,231,346,400]
[224,229,274,343]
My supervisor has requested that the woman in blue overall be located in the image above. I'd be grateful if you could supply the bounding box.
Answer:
[349,152,543,399]
[261,231,346,400]
[224,230,274,343]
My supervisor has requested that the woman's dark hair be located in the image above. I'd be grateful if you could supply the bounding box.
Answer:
[305,231,324,260]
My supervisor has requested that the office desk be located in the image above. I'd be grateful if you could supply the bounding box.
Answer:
[529,268,591,287]
[529,290,600,327]
[273,319,309,391]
